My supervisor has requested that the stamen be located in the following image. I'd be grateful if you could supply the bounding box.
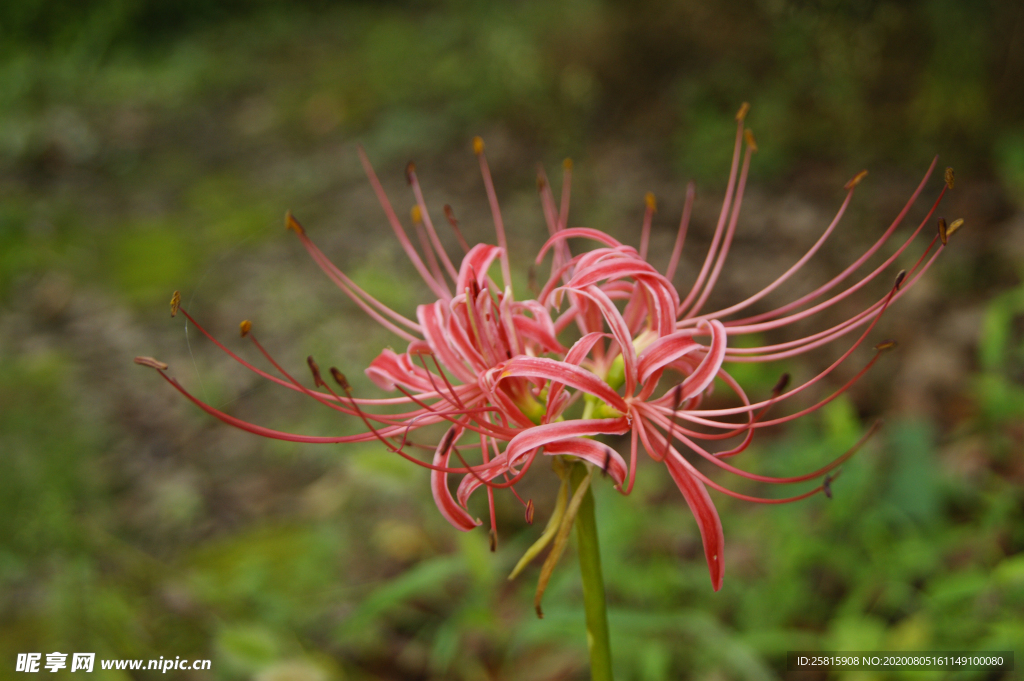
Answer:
[844,170,869,190]
[744,128,758,153]
[736,101,750,122]
[645,192,657,213]
[134,356,168,370]
[894,269,907,290]
[945,167,955,189]
[410,205,423,224]
[772,372,791,397]
[405,161,416,184]
[285,210,305,235]
[823,473,834,499]
[473,136,484,155]
[307,355,325,387]
[873,339,897,352]
[938,217,948,245]
[330,367,351,392]
[239,319,252,337]
[443,204,471,253]
[170,291,181,317]
[525,498,535,524]
[489,529,498,552]
[946,218,964,239]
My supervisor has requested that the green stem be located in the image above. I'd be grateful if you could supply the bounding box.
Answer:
[571,463,614,681]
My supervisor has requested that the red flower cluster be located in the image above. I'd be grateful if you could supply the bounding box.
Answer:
[137,105,955,591]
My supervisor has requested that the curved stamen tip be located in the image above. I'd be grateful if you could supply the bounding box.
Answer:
[239,320,252,337]
[772,372,791,396]
[946,218,965,240]
[645,191,657,213]
[134,356,168,370]
[170,290,181,317]
[536,175,547,191]
[330,367,351,391]
[472,136,484,156]
[525,499,535,524]
[823,473,834,499]
[736,101,751,122]
[938,217,948,245]
[410,204,423,224]
[285,211,305,235]
[894,269,907,290]
[945,167,955,189]
[489,529,498,552]
[743,128,758,152]
[562,157,573,171]
[874,339,898,352]
[405,161,416,184]
[307,355,325,387]
[845,170,869,190]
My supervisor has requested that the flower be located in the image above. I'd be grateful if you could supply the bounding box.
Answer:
[136,104,956,592]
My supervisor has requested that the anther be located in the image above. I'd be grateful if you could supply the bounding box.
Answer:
[894,270,907,290]
[844,170,869,190]
[525,499,535,524]
[285,211,305,235]
[537,175,547,192]
[134,356,168,370]
[744,128,758,152]
[772,372,791,397]
[410,204,423,224]
[170,290,181,317]
[239,320,252,337]
[946,218,964,239]
[736,102,750,122]
[938,217,948,245]
[405,161,416,184]
[823,473,834,500]
[472,136,484,155]
[873,339,898,352]
[562,158,573,171]
[645,192,657,213]
[945,167,955,189]
[489,528,497,552]
[330,367,351,391]
[307,356,325,387]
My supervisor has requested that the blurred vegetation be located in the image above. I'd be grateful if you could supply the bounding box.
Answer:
[1,1,1022,679]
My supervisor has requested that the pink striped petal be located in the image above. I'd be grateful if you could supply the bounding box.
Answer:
[431,426,481,531]
[500,356,627,413]
[664,447,725,591]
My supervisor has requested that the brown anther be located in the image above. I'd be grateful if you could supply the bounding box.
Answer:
[489,528,497,553]
[844,170,869,190]
[170,290,181,317]
[472,136,484,155]
[443,204,458,226]
[735,101,750,122]
[525,499,535,525]
[239,320,252,337]
[823,473,834,500]
[562,157,573,171]
[134,356,168,371]
[536,175,547,192]
[743,128,758,152]
[405,161,416,184]
[644,191,657,213]
[938,217,948,245]
[330,367,351,391]
[946,218,964,239]
[410,205,423,224]
[894,270,907,290]
[307,356,325,387]
[285,211,305,235]
[945,167,955,189]
[874,339,898,352]
[772,372,791,397]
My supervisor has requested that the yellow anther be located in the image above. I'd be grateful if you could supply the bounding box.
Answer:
[744,128,758,152]
[410,204,423,224]
[845,170,869,190]
[285,211,305,235]
[134,356,168,370]
[239,320,252,337]
[562,157,573,171]
[938,217,948,245]
[874,339,898,352]
[945,167,955,189]
[946,218,964,239]
[644,191,657,213]
[170,290,181,317]
[472,136,484,155]
[736,101,750,122]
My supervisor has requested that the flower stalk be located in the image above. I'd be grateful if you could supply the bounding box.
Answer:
[572,462,613,681]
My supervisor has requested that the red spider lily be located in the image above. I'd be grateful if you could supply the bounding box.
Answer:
[136,105,957,591]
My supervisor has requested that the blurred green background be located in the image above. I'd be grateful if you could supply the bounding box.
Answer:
[1,0,1022,679]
